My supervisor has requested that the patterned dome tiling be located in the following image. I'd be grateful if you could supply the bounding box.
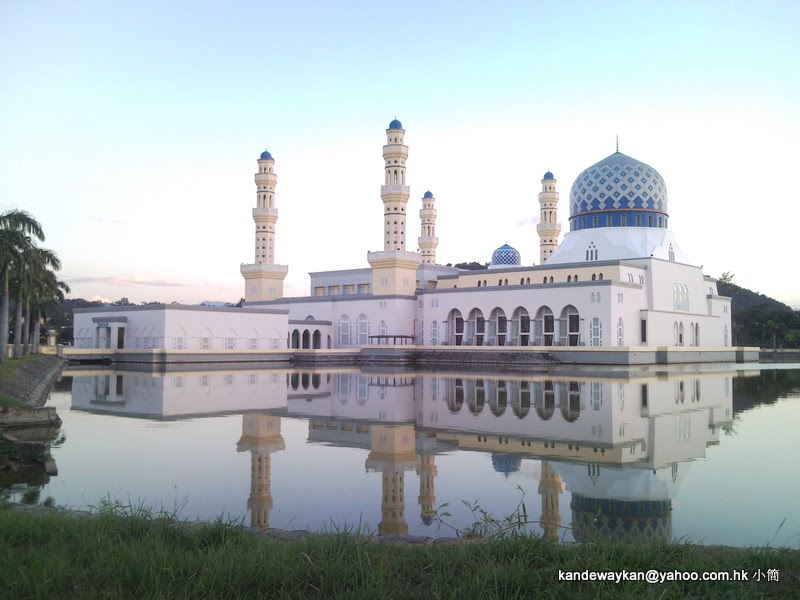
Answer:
[569,152,668,219]
[491,243,521,266]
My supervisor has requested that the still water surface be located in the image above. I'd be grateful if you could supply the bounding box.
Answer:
[29,364,800,546]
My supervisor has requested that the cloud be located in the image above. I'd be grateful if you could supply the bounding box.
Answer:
[514,216,540,227]
[66,275,192,288]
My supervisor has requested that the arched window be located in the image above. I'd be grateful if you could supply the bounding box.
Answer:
[590,317,602,346]
[549,276,554,283]
[591,273,597,281]
[430,320,439,345]
[467,308,485,346]
[338,315,351,347]
[446,309,463,346]
[669,244,675,262]
[534,306,555,346]
[513,307,530,346]
[567,275,572,282]
[679,322,684,346]
[723,325,729,347]
[357,314,369,345]
[673,322,679,345]
[694,323,700,346]
[617,318,624,346]
[560,305,581,346]
[489,308,507,346]
[379,320,388,336]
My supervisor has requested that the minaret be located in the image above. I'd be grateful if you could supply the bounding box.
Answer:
[536,171,561,264]
[538,461,562,542]
[237,414,285,530]
[417,453,438,525]
[366,424,418,537]
[382,119,410,251]
[367,119,422,297]
[418,191,438,265]
[240,150,288,302]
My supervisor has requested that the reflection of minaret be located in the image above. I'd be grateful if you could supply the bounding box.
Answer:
[366,424,418,536]
[237,414,285,530]
[417,454,437,525]
[538,461,562,542]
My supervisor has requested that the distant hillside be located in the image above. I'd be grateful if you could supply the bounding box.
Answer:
[717,280,800,348]
[717,281,794,313]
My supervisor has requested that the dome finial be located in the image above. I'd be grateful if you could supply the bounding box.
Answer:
[616,134,619,153]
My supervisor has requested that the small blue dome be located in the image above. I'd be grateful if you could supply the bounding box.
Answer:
[388,118,403,130]
[492,453,521,475]
[259,150,273,160]
[543,171,554,180]
[490,243,521,267]
[423,190,433,198]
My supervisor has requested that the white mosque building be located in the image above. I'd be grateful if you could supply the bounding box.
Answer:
[242,119,733,357]
[72,118,743,365]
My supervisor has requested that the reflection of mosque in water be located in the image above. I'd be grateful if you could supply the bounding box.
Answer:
[68,366,736,541]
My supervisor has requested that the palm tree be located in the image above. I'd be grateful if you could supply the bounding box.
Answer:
[12,246,61,358]
[0,210,44,362]
[28,268,70,353]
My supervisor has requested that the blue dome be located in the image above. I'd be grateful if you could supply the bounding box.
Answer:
[423,190,433,198]
[388,118,403,130]
[491,453,521,475]
[259,150,273,160]
[490,243,521,267]
[569,152,668,230]
[543,171,555,180]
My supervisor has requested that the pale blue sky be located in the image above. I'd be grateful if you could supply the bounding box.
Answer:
[1,1,799,306]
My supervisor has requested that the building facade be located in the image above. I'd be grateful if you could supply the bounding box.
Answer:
[250,119,732,354]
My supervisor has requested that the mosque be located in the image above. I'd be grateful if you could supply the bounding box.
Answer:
[242,118,733,356]
[71,118,742,364]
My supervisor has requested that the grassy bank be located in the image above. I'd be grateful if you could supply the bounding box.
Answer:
[0,504,798,599]
[0,354,61,409]
[0,355,39,408]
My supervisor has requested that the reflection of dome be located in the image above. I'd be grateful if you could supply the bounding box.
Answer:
[569,152,668,228]
[388,118,403,129]
[571,494,672,544]
[543,171,554,180]
[490,243,521,268]
[423,190,434,198]
[259,150,273,160]
[491,453,521,475]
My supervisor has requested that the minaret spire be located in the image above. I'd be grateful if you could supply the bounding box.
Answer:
[240,149,288,302]
[381,118,410,250]
[616,135,619,153]
[536,171,561,264]
[418,191,438,264]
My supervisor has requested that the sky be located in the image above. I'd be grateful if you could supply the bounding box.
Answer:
[1,1,799,308]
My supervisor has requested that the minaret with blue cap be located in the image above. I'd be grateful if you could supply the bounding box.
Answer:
[381,118,410,251]
[536,171,561,264]
[418,190,438,264]
[367,119,422,296]
[240,149,288,302]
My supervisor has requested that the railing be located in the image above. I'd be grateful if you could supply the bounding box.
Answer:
[72,336,288,351]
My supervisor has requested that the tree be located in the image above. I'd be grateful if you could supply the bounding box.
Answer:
[28,268,70,353]
[718,271,735,284]
[0,210,45,362]
[11,246,61,358]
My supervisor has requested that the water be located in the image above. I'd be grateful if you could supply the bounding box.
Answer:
[20,364,800,546]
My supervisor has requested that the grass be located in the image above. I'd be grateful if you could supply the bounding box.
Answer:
[0,502,798,599]
[0,354,39,377]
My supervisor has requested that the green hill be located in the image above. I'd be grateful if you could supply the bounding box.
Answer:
[718,280,800,348]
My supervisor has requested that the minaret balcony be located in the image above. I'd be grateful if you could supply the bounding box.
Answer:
[381,185,410,195]
[253,207,279,219]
